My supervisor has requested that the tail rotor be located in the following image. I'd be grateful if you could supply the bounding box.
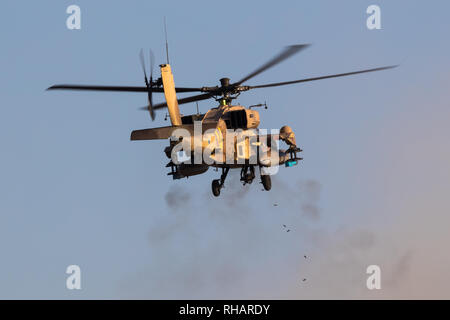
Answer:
[139,48,156,120]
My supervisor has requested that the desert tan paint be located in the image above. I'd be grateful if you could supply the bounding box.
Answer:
[160,64,182,126]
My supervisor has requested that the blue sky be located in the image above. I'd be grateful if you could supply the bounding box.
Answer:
[1,0,450,299]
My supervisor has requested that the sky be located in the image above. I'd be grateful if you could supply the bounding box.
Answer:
[0,0,449,299]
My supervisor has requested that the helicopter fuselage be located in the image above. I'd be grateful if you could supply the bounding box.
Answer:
[165,104,300,172]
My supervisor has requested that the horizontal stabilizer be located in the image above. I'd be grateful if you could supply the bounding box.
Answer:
[130,123,217,141]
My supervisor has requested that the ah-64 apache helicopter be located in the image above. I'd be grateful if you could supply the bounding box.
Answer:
[48,44,396,196]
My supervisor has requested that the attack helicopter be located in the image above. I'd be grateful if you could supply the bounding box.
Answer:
[47,44,396,196]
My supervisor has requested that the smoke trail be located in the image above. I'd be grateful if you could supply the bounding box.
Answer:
[164,185,191,210]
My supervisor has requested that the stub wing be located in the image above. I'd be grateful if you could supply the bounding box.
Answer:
[130,123,217,141]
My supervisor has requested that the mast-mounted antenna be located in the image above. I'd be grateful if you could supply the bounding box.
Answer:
[164,17,170,64]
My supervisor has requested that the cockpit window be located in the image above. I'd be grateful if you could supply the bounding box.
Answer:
[227,110,247,129]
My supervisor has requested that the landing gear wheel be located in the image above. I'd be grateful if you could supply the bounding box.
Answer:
[261,174,272,191]
[212,179,221,197]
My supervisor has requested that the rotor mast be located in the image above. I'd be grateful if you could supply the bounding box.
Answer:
[219,77,232,106]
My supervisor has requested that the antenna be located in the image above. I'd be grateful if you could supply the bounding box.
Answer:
[196,102,199,115]
[164,17,170,64]
[249,101,269,110]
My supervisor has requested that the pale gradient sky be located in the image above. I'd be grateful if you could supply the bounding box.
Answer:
[0,0,449,299]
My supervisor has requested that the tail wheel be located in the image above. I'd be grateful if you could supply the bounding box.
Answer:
[261,174,272,191]
[212,179,221,197]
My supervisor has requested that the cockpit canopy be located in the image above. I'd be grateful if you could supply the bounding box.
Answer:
[200,105,260,130]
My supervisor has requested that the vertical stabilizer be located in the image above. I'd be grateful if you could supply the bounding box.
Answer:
[160,64,182,126]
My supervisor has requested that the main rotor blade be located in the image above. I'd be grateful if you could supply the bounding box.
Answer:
[247,65,398,89]
[234,44,310,86]
[47,84,202,93]
[141,93,212,110]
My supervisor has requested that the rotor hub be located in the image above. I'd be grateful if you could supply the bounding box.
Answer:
[220,77,230,87]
